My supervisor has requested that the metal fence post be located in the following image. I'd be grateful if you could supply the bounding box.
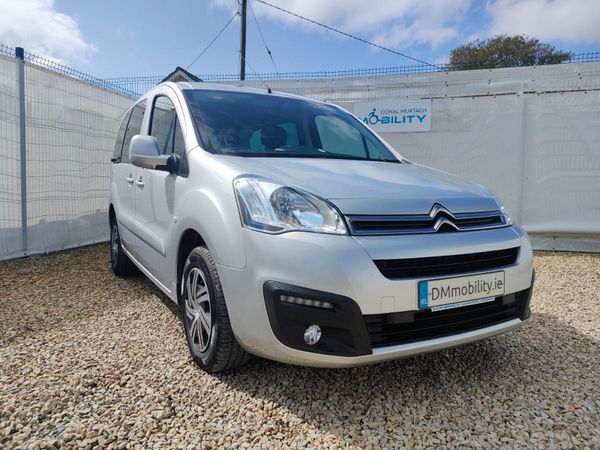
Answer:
[517,93,529,226]
[16,47,27,253]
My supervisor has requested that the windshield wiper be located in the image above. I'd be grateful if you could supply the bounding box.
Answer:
[226,152,399,162]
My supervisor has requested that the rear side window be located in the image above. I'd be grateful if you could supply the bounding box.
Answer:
[121,100,147,163]
[112,109,132,162]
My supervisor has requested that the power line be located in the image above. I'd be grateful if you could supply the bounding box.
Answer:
[254,0,437,67]
[187,11,239,70]
[248,0,278,73]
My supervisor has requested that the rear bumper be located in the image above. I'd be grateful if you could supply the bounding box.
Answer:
[216,225,534,367]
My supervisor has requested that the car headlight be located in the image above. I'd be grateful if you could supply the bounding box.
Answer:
[233,176,347,235]
[496,199,513,225]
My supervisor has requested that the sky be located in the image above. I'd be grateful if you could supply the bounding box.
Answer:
[0,0,599,78]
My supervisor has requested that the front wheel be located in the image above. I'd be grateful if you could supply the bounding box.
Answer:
[181,246,249,372]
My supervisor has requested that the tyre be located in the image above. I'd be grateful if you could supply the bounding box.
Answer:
[110,219,137,276]
[181,246,249,372]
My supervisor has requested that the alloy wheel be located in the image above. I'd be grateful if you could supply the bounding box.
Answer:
[111,223,119,262]
[184,267,212,353]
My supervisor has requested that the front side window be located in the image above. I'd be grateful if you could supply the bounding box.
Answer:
[183,90,398,162]
[121,100,147,163]
[315,115,370,158]
[150,95,188,176]
[150,96,186,158]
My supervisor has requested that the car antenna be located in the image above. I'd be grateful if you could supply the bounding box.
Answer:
[240,53,272,94]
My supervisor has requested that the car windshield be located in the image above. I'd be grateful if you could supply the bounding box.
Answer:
[183,89,399,162]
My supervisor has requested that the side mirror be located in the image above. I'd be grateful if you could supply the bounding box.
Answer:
[130,135,180,174]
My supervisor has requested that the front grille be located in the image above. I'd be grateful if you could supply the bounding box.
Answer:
[346,209,507,236]
[365,289,529,348]
[374,247,519,280]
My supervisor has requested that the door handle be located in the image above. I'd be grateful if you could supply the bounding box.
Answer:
[135,178,145,187]
[126,175,134,184]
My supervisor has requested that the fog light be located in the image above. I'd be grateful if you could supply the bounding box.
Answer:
[304,324,322,345]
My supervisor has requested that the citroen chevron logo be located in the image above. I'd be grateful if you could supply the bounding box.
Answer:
[429,203,459,232]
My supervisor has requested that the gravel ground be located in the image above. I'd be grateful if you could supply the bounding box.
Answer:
[0,245,599,449]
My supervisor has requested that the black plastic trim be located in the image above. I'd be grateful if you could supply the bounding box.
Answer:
[263,281,372,356]
[520,270,535,320]
[365,284,534,348]
[346,210,507,236]
[374,247,520,279]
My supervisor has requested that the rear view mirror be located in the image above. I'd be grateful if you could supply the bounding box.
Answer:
[130,135,179,173]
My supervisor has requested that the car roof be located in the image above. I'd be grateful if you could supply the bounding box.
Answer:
[161,81,322,104]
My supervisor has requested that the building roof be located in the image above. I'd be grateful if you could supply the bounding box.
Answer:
[160,67,202,83]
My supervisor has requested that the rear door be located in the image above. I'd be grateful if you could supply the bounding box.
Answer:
[130,93,189,290]
[111,100,147,253]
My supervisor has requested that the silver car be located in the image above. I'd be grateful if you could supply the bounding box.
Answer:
[109,82,534,372]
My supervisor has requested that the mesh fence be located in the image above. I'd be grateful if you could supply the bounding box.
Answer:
[0,46,133,260]
[104,52,600,97]
[0,55,21,258]
[0,43,137,98]
[3,42,599,98]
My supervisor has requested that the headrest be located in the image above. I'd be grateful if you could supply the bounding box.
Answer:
[260,125,286,150]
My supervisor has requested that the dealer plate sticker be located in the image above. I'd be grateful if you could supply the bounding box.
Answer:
[418,271,505,310]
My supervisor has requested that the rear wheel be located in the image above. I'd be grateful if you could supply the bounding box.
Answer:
[181,246,249,372]
[110,220,137,276]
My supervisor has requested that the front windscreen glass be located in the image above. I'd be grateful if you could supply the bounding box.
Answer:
[183,89,399,162]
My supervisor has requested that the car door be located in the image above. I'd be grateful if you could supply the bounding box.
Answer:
[130,93,189,291]
[111,100,146,252]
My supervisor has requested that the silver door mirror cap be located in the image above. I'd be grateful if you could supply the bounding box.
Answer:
[130,135,179,173]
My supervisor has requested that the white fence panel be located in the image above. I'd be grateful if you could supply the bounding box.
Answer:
[23,64,132,258]
[0,55,22,259]
[0,57,133,260]
[522,91,600,235]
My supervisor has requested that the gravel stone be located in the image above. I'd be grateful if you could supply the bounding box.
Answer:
[0,245,599,448]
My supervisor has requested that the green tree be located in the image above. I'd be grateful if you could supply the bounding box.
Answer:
[449,35,572,70]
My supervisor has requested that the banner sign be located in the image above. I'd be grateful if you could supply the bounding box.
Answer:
[354,99,432,132]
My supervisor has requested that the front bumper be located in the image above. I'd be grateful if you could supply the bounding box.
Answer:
[217,225,534,368]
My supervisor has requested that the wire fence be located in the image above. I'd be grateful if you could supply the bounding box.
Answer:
[104,52,600,96]
[0,43,138,98]
[2,42,600,98]
[0,44,134,260]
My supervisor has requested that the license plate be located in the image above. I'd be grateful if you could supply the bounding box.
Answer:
[418,271,505,310]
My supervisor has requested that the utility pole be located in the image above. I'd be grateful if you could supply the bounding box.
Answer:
[239,0,247,81]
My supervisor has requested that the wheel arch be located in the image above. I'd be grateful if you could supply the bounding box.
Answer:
[108,204,116,225]
[176,228,207,303]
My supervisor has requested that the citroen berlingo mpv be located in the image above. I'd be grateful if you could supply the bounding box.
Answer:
[109,82,534,372]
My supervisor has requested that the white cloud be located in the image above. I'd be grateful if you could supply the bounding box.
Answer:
[213,0,472,49]
[487,0,600,43]
[0,0,94,61]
